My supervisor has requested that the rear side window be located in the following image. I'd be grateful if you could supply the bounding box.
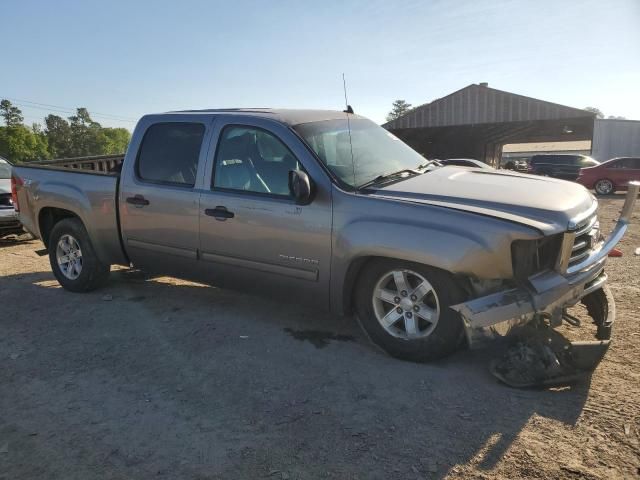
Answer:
[531,156,554,164]
[532,155,580,165]
[609,158,640,169]
[136,123,205,186]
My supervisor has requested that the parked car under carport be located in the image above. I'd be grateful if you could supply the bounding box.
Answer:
[577,157,640,195]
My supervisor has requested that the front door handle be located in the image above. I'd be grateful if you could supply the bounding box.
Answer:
[126,194,150,207]
[205,206,234,221]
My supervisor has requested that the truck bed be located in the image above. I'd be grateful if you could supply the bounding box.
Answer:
[13,159,128,266]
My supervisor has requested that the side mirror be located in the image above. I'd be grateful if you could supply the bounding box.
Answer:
[289,170,314,205]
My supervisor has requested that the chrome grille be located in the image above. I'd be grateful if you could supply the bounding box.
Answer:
[569,214,600,267]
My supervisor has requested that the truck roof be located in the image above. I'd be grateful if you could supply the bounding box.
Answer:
[164,108,365,126]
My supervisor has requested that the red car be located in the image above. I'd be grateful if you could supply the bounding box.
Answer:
[577,157,640,195]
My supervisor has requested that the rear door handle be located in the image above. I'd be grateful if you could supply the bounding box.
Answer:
[205,206,234,220]
[126,195,150,207]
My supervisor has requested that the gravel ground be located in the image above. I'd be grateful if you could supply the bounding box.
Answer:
[0,196,639,480]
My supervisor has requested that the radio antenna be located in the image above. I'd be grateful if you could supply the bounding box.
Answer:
[342,73,356,187]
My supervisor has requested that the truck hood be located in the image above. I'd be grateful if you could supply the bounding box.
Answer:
[371,167,596,234]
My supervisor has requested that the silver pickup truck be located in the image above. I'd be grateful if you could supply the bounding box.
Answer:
[11,109,638,364]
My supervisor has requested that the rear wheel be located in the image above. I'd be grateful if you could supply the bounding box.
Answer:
[48,218,110,292]
[594,179,614,195]
[354,260,466,362]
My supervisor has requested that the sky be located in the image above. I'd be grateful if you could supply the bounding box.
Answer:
[2,0,639,130]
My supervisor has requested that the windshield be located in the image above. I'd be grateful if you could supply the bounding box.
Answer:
[0,161,11,179]
[294,118,427,188]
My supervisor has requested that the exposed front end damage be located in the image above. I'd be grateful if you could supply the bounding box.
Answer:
[452,182,638,386]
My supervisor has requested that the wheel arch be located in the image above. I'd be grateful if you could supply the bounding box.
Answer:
[337,255,474,316]
[38,207,82,249]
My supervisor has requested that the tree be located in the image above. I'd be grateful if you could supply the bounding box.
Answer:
[99,128,131,154]
[44,114,73,158]
[0,99,25,127]
[607,115,627,120]
[0,124,49,162]
[0,100,49,162]
[584,107,604,119]
[67,108,104,157]
[0,98,131,160]
[386,100,413,122]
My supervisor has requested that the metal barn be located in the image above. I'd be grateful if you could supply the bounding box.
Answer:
[383,83,596,166]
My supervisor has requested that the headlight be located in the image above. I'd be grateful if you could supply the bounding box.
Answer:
[511,234,563,281]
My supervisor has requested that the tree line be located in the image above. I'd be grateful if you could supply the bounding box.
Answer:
[0,99,131,163]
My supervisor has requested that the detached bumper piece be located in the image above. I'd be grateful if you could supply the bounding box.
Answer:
[489,286,613,388]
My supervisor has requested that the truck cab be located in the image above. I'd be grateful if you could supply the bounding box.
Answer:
[118,112,334,307]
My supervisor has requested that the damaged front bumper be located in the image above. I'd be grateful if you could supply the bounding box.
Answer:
[453,182,638,349]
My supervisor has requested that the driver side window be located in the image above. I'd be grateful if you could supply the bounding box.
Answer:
[213,126,301,196]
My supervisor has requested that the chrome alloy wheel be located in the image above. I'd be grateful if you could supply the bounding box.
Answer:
[56,234,83,280]
[595,179,613,195]
[372,269,440,340]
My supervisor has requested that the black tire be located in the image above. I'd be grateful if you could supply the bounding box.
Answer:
[594,178,614,196]
[48,218,110,292]
[354,259,467,362]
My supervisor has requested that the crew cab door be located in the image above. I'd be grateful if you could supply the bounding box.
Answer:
[119,116,213,276]
[197,116,332,306]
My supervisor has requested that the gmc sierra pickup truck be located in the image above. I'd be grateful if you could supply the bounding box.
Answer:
[11,109,638,363]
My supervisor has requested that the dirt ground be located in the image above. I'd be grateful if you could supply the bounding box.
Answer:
[1,196,639,480]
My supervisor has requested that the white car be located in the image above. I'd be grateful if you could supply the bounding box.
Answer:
[0,157,24,238]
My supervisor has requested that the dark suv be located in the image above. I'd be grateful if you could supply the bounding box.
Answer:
[529,154,599,180]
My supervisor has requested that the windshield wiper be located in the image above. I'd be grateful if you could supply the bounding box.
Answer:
[357,168,421,191]
[416,159,442,170]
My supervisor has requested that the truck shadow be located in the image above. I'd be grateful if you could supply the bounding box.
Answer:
[1,269,594,479]
[0,235,36,249]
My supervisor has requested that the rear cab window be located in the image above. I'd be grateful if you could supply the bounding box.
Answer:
[136,122,205,187]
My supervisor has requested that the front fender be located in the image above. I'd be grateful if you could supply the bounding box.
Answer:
[329,191,541,315]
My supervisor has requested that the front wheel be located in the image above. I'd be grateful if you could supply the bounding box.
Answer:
[354,260,466,362]
[48,218,110,292]
[594,179,614,195]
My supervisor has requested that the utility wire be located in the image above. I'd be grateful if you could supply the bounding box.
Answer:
[10,102,137,124]
[1,96,138,123]
[6,96,137,121]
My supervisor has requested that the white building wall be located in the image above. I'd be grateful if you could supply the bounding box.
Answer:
[591,119,640,161]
